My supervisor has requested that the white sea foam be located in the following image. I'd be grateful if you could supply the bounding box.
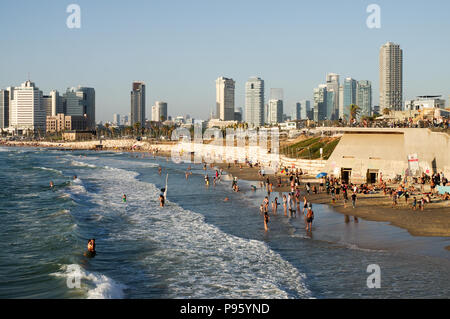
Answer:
[34,166,63,175]
[71,160,97,168]
[51,264,127,299]
[80,159,312,299]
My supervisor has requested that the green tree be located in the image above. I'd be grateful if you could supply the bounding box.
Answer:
[349,104,361,121]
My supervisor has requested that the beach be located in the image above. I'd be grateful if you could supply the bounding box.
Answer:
[1,145,450,299]
[215,163,450,238]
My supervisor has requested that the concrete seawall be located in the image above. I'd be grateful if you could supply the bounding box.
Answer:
[323,128,450,182]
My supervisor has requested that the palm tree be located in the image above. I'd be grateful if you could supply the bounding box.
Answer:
[382,108,392,116]
[349,104,361,121]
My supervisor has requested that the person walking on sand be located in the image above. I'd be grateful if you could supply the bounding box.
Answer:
[412,197,417,211]
[351,192,357,209]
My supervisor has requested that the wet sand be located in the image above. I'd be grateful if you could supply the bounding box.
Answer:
[216,163,450,238]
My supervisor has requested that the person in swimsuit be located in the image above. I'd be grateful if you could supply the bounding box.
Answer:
[122,194,127,203]
[306,207,314,231]
[264,211,270,232]
[159,194,165,207]
[84,238,96,257]
[50,181,54,188]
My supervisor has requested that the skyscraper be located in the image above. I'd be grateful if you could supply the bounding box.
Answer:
[326,73,340,120]
[152,101,168,122]
[0,89,9,129]
[75,87,95,129]
[215,77,235,121]
[9,80,46,132]
[131,81,146,127]
[113,114,120,125]
[299,100,311,120]
[380,42,403,111]
[245,77,264,127]
[357,80,372,117]
[63,88,83,116]
[313,85,327,122]
[267,99,283,124]
[343,78,357,120]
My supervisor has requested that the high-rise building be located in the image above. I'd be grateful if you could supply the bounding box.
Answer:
[9,80,46,132]
[343,78,357,120]
[215,77,235,121]
[75,87,95,129]
[293,103,301,120]
[313,85,327,122]
[151,101,168,122]
[113,114,120,125]
[0,89,9,129]
[356,80,372,117]
[338,85,344,119]
[380,42,403,111]
[63,88,83,116]
[326,73,340,120]
[131,81,146,127]
[300,100,311,120]
[267,99,283,124]
[245,77,264,127]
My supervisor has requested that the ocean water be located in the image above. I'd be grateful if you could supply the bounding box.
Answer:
[0,146,449,299]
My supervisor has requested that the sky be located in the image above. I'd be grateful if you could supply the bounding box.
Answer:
[1,0,449,122]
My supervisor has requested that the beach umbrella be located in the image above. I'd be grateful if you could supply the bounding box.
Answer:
[316,172,327,178]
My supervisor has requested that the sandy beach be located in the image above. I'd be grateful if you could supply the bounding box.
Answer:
[216,163,450,238]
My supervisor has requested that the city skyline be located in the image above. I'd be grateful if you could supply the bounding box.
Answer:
[1,1,450,122]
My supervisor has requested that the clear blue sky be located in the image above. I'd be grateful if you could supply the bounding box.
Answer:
[1,0,449,121]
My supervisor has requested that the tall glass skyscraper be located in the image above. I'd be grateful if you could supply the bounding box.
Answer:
[356,80,372,118]
[343,78,357,120]
[0,89,9,129]
[131,81,146,128]
[313,85,327,122]
[245,77,264,127]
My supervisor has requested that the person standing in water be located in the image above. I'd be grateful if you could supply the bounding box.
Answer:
[122,194,127,203]
[158,167,162,176]
[50,181,54,189]
[264,211,270,232]
[306,206,314,232]
[283,194,288,216]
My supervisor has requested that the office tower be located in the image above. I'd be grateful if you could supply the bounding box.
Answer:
[9,80,46,131]
[356,80,372,117]
[245,77,264,127]
[131,81,146,127]
[151,101,168,122]
[215,77,235,121]
[63,88,83,116]
[338,85,344,119]
[380,42,403,111]
[123,115,129,126]
[326,73,340,120]
[113,114,120,125]
[343,78,357,120]
[75,87,95,129]
[268,99,283,124]
[313,85,327,122]
[293,103,301,120]
[0,89,9,129]
[300,100,311,120]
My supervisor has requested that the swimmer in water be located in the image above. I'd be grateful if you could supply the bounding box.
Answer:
[159,194,165,207]
[50,181,54,188]
[158,167,162,175]
[73,175,77,180]
[122,194,127,203]
[224,197,229,202]
[84,238,96,257]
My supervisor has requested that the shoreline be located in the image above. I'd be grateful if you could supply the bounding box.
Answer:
[215,163,450,238]
[3,140,450,239]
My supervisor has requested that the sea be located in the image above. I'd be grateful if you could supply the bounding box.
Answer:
[0,146,449,299]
